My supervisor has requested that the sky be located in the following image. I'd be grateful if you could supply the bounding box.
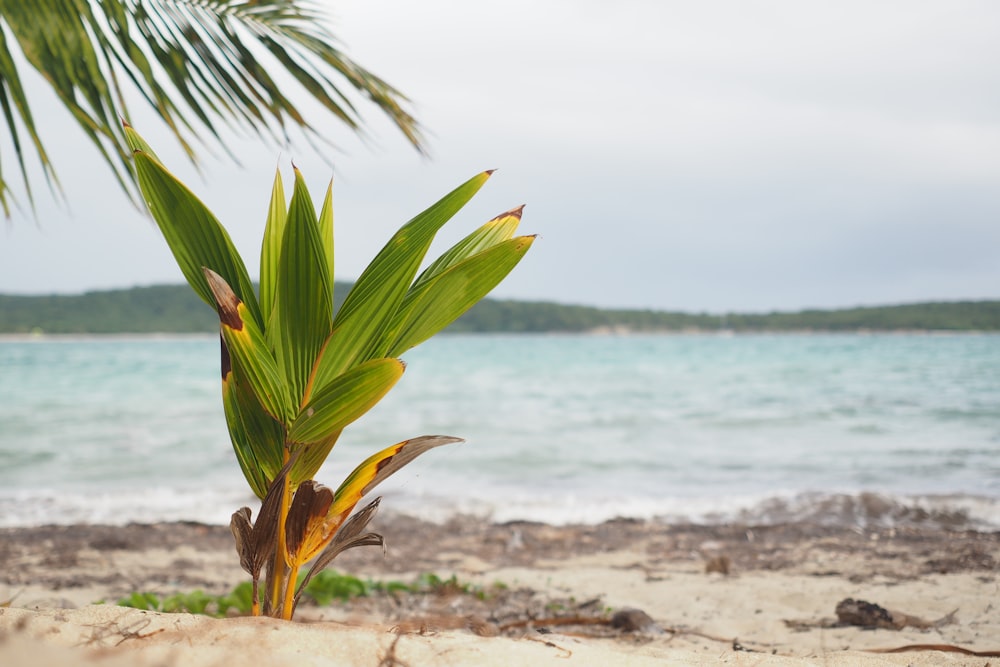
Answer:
[2,0,999,313]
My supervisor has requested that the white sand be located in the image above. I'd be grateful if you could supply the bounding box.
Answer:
[3,544,997,666]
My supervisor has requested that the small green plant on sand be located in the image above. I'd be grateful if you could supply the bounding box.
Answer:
[125,124,533,620]
[300,570,491,605]
[115,571,497,617]
[117,585,254,617]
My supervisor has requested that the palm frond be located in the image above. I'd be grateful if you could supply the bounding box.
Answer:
[0,0,424,216]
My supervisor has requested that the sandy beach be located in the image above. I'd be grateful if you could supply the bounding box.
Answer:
[1,513,998,666]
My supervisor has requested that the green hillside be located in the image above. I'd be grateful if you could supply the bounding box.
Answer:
[1,284,998,334]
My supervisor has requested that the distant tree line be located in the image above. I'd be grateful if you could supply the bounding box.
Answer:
[1,284,999,334]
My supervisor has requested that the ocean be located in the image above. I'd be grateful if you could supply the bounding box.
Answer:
[1,333,998,529]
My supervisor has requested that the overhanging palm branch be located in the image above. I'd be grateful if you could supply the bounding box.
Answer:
[0,0,424,216]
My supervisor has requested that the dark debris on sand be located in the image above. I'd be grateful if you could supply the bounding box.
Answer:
[2,513,997,582]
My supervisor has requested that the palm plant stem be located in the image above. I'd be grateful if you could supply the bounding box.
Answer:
[271,450,293,617]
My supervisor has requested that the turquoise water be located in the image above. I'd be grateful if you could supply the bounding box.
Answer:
[1,333,998,528]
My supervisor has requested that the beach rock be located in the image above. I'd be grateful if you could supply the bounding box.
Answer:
[834,597,957,630]
[611,608,662,634]
[836,598,897,629]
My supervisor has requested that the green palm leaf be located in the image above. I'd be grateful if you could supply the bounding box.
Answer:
[317,180,335,309]
[288,357,404,445]
[290,429,341,488]
[204,268,292,423]
[309,171,492,390]
[381,206,529,353]
[0,0,424,216]
[412,206,525,290]
[387,235,537,356]
[259,169,288,327]
[221,356,286,498]
[272,168,333,408]
[126,126,262,327]
[0,20,54,216]
[0,0,131,212]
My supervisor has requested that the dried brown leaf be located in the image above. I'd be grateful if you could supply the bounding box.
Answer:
[230,507,255,575]
[284,480,334,562]
[293,497,385,611]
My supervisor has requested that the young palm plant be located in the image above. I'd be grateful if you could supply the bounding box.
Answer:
[124,124,534,620]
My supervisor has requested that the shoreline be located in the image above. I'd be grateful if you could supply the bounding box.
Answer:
[3,329,999,341]
[2,488,998,532]
[2,515,998,666]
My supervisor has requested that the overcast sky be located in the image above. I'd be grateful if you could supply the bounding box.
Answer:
[2,0,999,313]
